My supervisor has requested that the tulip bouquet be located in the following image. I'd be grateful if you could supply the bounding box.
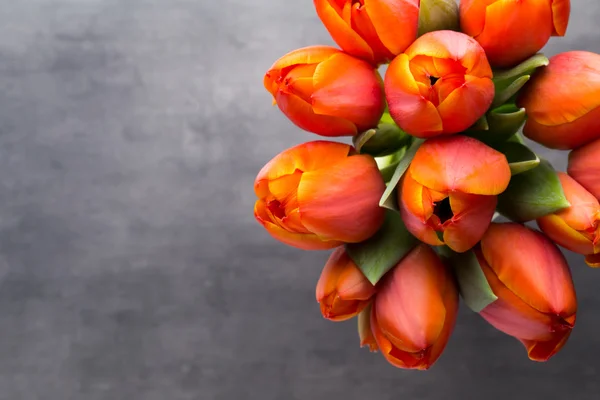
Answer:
[254,0,600,370]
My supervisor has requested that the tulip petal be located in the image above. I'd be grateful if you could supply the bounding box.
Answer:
[478,251,567,342]
[436,75,495,133]
[409,135,511,195]
[264,46,341,95]
[350,3,395,63]
[364,0,420,55]
[481,223,577,318]
[313,0,375,63]
[255,200,341,250]
[519,52,600,127]
[255,141,351,197]
[551,0,571,36]
[385,54,444,136]
[538,214,596,256]
[316,247,376,302]
[475,1,553,67]
[400,172,434,221]
[443,193,496,253]
[274,90,358,136]
[298,154,385,243]
[312,53,384,130]
[459,0,496,38]
[554,173,600,232]
[520,328,573,362]
[568,138,600,198]
[375,246,448,353]
[585,254,600,268]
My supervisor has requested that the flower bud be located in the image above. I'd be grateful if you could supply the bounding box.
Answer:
[264,46,385,137]
[568,138,600,202]
[314,0,420,65]
[370,244,458,370]
[418,0,459,36]
[398,136,511,252]
[316,247,376,321]
[538,173,600,267]
[385,30,494,138]
[519,51,600,149]
[254,141,386,250]
[460,0,570,68]
[476,223,577,361]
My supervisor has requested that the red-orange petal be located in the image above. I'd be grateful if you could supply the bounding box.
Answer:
[312,52,384,130]
[537,214,596,256]
[568,138,600,198]
[409,135,511,195]
[443,193,497,253]
[364,0,420,56]
[298,154,385,243]
[254,200,341,250]
[313,0,375,63]
[481,223,577,318]
[551,0,571,36]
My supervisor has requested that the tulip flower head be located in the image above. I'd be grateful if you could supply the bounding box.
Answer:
[477,223,577,361]
[538,173,600,267]
[398,135,511,252]
[568,138,600,202]
[264,46,385,137]
[385,30,494,138]
[460,0,571,68]
[254,141,386,250]
[316,247,376,321]
[313,0,420,65]
[520,51,600,149]
[370,244,458,370]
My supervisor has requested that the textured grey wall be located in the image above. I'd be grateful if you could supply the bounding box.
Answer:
[0,1,599,399]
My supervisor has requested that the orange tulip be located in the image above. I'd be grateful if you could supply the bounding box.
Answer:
[316,247,376,321]
[476,223,577,361]
[519,51,600,150]
[370,244,458,370]
[538,173,600,267]
[384,30,494,138]
[264,46,385,137]
[254,141,386,250]
[398,135,511,252]
[460,0,570,68]
[568,138,600,203]
[313,0,420,66]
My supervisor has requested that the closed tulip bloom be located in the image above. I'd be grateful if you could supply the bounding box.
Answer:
[520,51,600,149]
[398,136,511,252]
[313,0,420,65]
[316,247,376,321]
[538,173,600,267]
[477,223,577,361]
[385,30,494,138]
[264,46,385,137]
[568,138,600,203]
[460,0,570,68]
[370,245,458,370]
[254,141,386,250]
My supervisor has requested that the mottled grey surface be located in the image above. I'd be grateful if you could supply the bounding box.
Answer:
[0,1,599,399]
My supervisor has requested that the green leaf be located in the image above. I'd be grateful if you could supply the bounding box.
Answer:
[497,159,570,222]
[491,75,530,109]
[492,54,549,108]
[379,139,424,211]
[353,129,377,154]
[495,142,540,175]
[346,210,418,285]
[467,105,526,145]
[445,250,498,313]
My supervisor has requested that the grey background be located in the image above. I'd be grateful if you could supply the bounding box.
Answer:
[0,1,599,399]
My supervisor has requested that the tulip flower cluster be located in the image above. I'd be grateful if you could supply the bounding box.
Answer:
[254,0,600,370]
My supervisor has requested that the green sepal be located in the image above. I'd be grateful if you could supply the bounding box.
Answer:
[418,0,460,37]
[466,105,526,146]
[497,159,570,222]
[353,113,411,157]
[442,249,498,313]
[495,142,540,175]
[492,53,549,108]
[379,139,424,211]
[346,210,418,285]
